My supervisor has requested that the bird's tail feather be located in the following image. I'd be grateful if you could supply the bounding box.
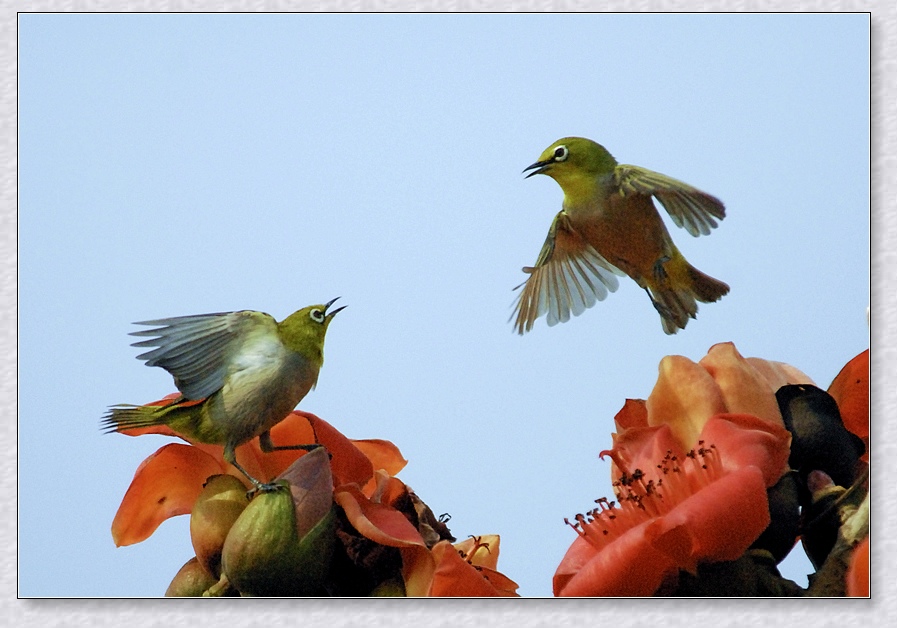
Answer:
[687,265,730,304]
[101,404,173,434]
[650,262,729,335]
[651,287,697,335]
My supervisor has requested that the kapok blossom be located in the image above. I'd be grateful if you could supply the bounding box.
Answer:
[554,343,809,596]
[110,396,518,596]
[111,400,405,547]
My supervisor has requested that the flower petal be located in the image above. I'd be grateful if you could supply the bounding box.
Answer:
[428,540,516,596]
[647,465,771,570]
[352,439,408,477]
[846,536,869,597]
[554,523,677,596]
[112,443,227,546]
[232,412,379,488]
[700,342,785,428]
[453,534,501,570]
[828,349,869,446]
[302,413,376,487]
[746,358,815,391]
[276,446,334,538]
[605,423,683,479]
[646,354,725,448]
[614,398,648,431]
[334,485,426,548]
[334,484,434,596]
[236,412,319,482]
[702,414,792,486]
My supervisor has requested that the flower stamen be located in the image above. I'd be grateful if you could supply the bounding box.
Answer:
[567,442,723,551]
[459,534,492,565]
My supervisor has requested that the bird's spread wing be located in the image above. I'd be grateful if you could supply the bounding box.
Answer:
[512,211,623,334]
[129,310,277,400]
[614,164,725,237]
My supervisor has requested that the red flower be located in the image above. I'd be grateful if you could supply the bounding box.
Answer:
[554,343,805,596]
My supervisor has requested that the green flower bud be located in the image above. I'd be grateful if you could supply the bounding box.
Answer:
[221,448,336,596]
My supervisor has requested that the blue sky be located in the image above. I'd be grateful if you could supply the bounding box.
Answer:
[18,13,869,598]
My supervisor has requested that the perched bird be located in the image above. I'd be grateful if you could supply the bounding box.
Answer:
[103,298,346,490]
[513,137,729,335]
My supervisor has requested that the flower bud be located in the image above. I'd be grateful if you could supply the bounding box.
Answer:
[221,448,336,596]
[190,474,250,578]
[165,556,220,597]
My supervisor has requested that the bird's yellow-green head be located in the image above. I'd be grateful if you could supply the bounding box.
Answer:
[524,137,618,202]
[277,297,346,363]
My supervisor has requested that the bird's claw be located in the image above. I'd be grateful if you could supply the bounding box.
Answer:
[652,256,671,284]
[246,480,288,499]
[645,288,674,320]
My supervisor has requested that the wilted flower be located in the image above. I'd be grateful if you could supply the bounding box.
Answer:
[334,473,518,596]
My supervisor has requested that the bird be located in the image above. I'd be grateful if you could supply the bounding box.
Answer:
[512,137,729,335]
[102,298,346,490]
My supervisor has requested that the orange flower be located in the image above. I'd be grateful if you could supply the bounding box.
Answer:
[554,343,803,597]
[111,396,406,547]
[112,398,516,596]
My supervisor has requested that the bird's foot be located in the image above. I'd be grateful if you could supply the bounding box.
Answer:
[652,256,671,284]
[645,288,674,320]
[245,479,289,500]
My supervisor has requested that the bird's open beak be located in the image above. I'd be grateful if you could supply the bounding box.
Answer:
[523,159,552,178]
[324,296,347,318]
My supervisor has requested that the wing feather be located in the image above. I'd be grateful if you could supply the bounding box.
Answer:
[614,164,725,237]
[512,212,621,334]
[129,311,276,400]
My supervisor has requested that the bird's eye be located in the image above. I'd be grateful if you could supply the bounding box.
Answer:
[553,145,569,162]
[309,308,325,323]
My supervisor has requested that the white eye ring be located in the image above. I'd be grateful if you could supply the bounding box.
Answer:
[309,308,325,323]
[553,145,569,162]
